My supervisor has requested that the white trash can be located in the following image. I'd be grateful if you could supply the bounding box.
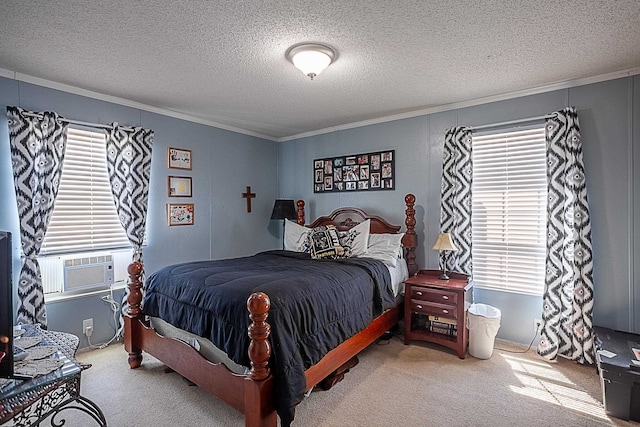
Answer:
[467,303,501,359]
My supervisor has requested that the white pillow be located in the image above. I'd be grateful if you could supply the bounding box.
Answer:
[284,220,311,253]
[365,233,405,267]
[339,219,370,258]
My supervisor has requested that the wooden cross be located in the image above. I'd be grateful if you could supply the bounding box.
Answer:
[242,186,256,213]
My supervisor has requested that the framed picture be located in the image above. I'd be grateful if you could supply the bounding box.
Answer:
[168,147,192,170]
[167,203,194,226]
[313,150,395,193]
[168,176,192,197]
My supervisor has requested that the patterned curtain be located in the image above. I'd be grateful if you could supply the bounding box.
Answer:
[439,127,473,275]
[537,107,595,364]
[7,107,68,327]
[104,123,153,335]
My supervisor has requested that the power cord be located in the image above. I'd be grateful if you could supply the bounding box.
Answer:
[372,322,542,359]
[86,286,122,350]
[374,323,541,354]
[495,325,540,354]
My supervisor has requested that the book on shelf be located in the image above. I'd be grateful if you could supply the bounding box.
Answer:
[430,320,458,330]
[429,324,458,337]
[428,315,457,325]
[427,319,457,336]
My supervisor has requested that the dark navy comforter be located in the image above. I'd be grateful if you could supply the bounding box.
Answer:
[142,250,393,426]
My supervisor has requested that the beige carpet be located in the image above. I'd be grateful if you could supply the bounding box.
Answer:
[50,338,638,427]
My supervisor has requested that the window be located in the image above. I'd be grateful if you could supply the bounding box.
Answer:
[42,127,129,254]
[471,125,547,295]
[40,127,131,294]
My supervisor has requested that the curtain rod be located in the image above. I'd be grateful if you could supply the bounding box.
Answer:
[23,111,134,131]
[469,113,556,131]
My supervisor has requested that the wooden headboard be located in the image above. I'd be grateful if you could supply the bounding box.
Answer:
[294,194,417,276]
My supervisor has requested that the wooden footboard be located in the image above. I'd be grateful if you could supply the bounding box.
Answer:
[124,266,277,426]
[123,194,417,427]
[124,268,399,426]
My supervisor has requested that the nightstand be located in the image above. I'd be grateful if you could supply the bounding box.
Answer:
[403,269,473,359]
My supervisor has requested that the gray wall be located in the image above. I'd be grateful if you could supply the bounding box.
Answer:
[0,77,279,347]
[1,74,638,348]
[280,76,640,344]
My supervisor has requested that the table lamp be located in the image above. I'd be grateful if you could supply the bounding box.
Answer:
[432,233,458,280]
[271,199,297,249]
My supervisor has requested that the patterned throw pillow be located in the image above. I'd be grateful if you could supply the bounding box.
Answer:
[338,219,370,258]
[308,225,345,260]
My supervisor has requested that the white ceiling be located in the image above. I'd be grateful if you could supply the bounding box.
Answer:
[1,1,639,141]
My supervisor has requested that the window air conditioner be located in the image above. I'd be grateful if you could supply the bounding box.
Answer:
[63,255,114,293]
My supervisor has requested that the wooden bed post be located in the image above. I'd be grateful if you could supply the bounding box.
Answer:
[245,292,277,426]
[403,194,418,276]
[296,199,305,225]
[247,292,271,380]
[124,261,144,368]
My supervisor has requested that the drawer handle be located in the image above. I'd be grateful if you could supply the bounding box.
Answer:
[416,291,423,296]
[417,305,423,309]
[442,295,449,300]
[442,309,449,314]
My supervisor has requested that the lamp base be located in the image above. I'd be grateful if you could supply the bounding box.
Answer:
[282,220,286,250]
[438,273,450,280]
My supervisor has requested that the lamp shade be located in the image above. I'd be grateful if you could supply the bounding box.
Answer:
[432,233,458,251]
[270,199,296,220]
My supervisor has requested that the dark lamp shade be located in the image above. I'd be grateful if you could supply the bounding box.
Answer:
[270,199,296,220]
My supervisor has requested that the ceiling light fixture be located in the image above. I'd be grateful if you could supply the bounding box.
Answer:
[286,43,336,80]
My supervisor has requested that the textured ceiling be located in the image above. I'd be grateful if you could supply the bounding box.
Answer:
[1,1,639,140]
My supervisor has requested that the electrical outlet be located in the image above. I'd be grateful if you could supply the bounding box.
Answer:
[83,318,93,337]
[533,318,542,333]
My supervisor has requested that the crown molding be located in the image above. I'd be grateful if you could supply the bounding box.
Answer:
[2,66,639,143]
[277,66,640,142]
[0,68,278,142]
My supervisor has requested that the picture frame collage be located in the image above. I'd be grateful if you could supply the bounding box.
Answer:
[314,150,395,193]
[167,147,194,226]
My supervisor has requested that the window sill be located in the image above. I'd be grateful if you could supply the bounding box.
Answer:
[44,281,127,304]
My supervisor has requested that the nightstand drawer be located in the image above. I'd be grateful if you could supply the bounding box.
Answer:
[411,286,458,305]
[410,300,457,319]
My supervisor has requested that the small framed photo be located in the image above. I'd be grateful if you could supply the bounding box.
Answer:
[324,176,333,190]
[168,147,192,170]
[167,203,194,226]
[168,176,192,197]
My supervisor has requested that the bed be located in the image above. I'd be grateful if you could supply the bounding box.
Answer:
[123,194,417,426]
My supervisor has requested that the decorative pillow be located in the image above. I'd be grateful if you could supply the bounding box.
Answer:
[284,220,311,253]
[308,225,345,260]
[339,219,370,258]
[366,233,405,267]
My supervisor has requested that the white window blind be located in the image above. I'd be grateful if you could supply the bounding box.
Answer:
[41,127,130,255]
[471,126,547,295]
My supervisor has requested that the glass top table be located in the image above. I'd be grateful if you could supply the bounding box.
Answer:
[0,325,106,426]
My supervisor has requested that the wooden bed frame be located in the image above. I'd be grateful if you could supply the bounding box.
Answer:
[124,194,417,426]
